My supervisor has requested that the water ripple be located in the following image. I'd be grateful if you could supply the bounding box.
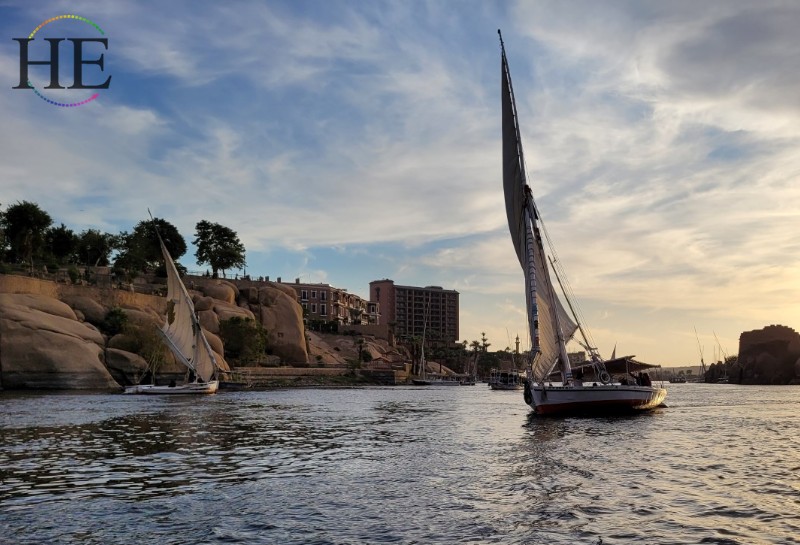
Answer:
[1,384,800,544]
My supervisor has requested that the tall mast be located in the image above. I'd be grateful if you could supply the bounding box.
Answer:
[499,30,540,361]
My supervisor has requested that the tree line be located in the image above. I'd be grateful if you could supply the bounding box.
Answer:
[0,200,246,280]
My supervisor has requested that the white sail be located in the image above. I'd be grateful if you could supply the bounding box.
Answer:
[501,38,577,384]
[498,31,667,415]
[158,237,218,383]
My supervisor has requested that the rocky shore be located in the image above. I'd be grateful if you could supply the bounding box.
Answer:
[0,274,410,391]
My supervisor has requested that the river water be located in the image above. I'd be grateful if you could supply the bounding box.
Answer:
[0,383,798,545]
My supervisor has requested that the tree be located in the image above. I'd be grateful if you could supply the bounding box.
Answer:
[218,317,267,364]
[45,223,78,263]
[76,229,119,267]
[480,332,491,353]
[193,220,246,278]
[3,201,52,271]
[114,218,186,276]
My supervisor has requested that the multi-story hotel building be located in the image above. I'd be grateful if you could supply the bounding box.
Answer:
[369,279,459,346]
[286,280,379,326]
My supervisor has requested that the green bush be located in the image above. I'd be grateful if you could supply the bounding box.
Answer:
[218,317,268,364]
[101,307,128,336]
[67,266,79,284]
[123,321,169,371]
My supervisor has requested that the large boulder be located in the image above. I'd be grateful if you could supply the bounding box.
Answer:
[204,329,224,358]
[257,286,308,363]
[202,280,238,305]
[198,309,220,334]
[105,348,149,386]
[239,286,258,305]
[213,300,255,322]
[60,295,109,327]
[0,293,119,390]
[265,281,300,301]
[193,295,215,312]
[121,307,161,327]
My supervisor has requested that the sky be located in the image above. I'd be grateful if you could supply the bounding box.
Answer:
[1,0,799,367]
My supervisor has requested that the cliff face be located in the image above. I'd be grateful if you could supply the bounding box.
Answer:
[0,293,118,390]
[737,325,800,385]
[0,274,311,390]
[0,274,418,390]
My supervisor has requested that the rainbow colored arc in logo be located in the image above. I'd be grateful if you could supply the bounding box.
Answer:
[27,14,105,107]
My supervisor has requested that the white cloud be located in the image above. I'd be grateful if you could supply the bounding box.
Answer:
[3,0,800,366]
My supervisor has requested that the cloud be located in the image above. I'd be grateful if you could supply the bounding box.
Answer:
[2,0,799,365]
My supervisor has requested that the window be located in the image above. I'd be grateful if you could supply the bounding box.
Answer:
[321,291,327,301]
[302,303,308,310]
[321,304,327,316]
[311,303,317,313]
[301,290,308,301]
[311,290,317,299]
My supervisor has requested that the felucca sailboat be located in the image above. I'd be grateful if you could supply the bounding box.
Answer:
[124,224,221,395]
[498,31,666,415]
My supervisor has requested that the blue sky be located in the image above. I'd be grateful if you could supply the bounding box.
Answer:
[2,0,799,366]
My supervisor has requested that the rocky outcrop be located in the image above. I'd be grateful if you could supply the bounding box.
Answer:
[307,331,409,367]
[737,325,800,384]
[61,295,108,326]
[105,347,149,386]
[213,300,255,322]
[201,280,238,305]
[241,284,309,363]
[0,293,119,390]
[0,274,342,389]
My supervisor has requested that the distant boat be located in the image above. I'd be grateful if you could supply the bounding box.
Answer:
[416,373,463,386]
[124,222,220,395]
[410,297,462,386]
[498,31,666,415]
[488,368,523,390]
[411,302,432,385]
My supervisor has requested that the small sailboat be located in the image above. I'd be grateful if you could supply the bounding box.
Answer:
[124,223,221,395]
[410,334,432,386]
[498,31,666,415]
[460,352,478,385]
[410,310,461,386]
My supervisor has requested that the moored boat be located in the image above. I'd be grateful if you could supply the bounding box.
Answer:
[124,216,221,395]
[488,368,523,390]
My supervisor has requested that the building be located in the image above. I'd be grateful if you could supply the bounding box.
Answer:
[369,279,459,347]
[286,279,379,326]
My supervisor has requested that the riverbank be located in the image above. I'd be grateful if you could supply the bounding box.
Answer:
[0,274,413,391]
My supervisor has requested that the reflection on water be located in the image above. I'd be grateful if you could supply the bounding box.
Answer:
[1,384,800,544]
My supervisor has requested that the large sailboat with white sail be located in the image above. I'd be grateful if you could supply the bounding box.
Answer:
[124,222,221,395]
[498,31,666,415]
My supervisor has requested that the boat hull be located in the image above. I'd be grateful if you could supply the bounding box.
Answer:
[527,383,666,415]
[489,383,523,391]
[412,378,462,386]
[124,380,219,395]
